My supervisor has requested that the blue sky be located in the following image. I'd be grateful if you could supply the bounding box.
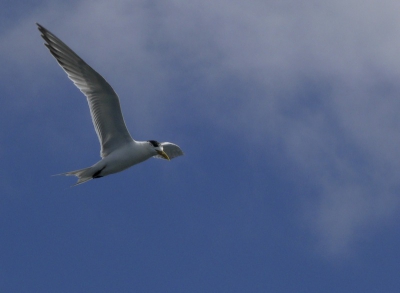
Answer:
[1,0,400,292]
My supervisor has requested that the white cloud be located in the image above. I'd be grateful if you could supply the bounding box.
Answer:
[2,0,400,256]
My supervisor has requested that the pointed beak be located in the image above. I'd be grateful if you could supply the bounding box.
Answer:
[157,150,170,160]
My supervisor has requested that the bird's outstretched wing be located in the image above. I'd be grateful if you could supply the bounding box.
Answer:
[37,23,133,158]
[154,142,184,160]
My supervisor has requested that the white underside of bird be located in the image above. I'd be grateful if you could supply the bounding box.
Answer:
[37,23,184,186]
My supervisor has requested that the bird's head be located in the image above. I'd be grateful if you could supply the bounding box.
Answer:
[148,140,170,160]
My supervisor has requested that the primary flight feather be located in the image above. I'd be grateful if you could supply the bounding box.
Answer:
[37,23,183,185]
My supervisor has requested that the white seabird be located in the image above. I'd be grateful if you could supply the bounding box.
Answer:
[37,23,184,186]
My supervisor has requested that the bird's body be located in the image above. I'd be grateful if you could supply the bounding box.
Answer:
[37,23,183,185]
[61,141,158,185]
[98,141,156,176]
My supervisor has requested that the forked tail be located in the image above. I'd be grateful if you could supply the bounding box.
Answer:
[54,166,94,186]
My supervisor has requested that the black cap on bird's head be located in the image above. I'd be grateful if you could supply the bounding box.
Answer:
[147,140,170,160]
[148,140,160,148]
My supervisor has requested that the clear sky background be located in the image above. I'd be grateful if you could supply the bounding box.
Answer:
[1,0,400,292]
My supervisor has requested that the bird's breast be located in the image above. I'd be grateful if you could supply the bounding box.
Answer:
[100,143,153,176]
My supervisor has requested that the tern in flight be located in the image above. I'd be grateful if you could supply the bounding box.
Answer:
[37,23,183,185]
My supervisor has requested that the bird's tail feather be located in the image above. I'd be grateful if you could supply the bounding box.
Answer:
[53,166,94,186]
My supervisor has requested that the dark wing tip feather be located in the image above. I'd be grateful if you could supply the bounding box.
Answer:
[37,24,82,74]
[36,23,48,37]
[38,24,55,48]
[37,24,62,50]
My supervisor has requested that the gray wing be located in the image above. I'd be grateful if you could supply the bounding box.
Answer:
[154,142,184,160]
[37,23,133,158]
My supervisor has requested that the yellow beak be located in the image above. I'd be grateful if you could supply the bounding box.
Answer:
[157,150,170,160]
